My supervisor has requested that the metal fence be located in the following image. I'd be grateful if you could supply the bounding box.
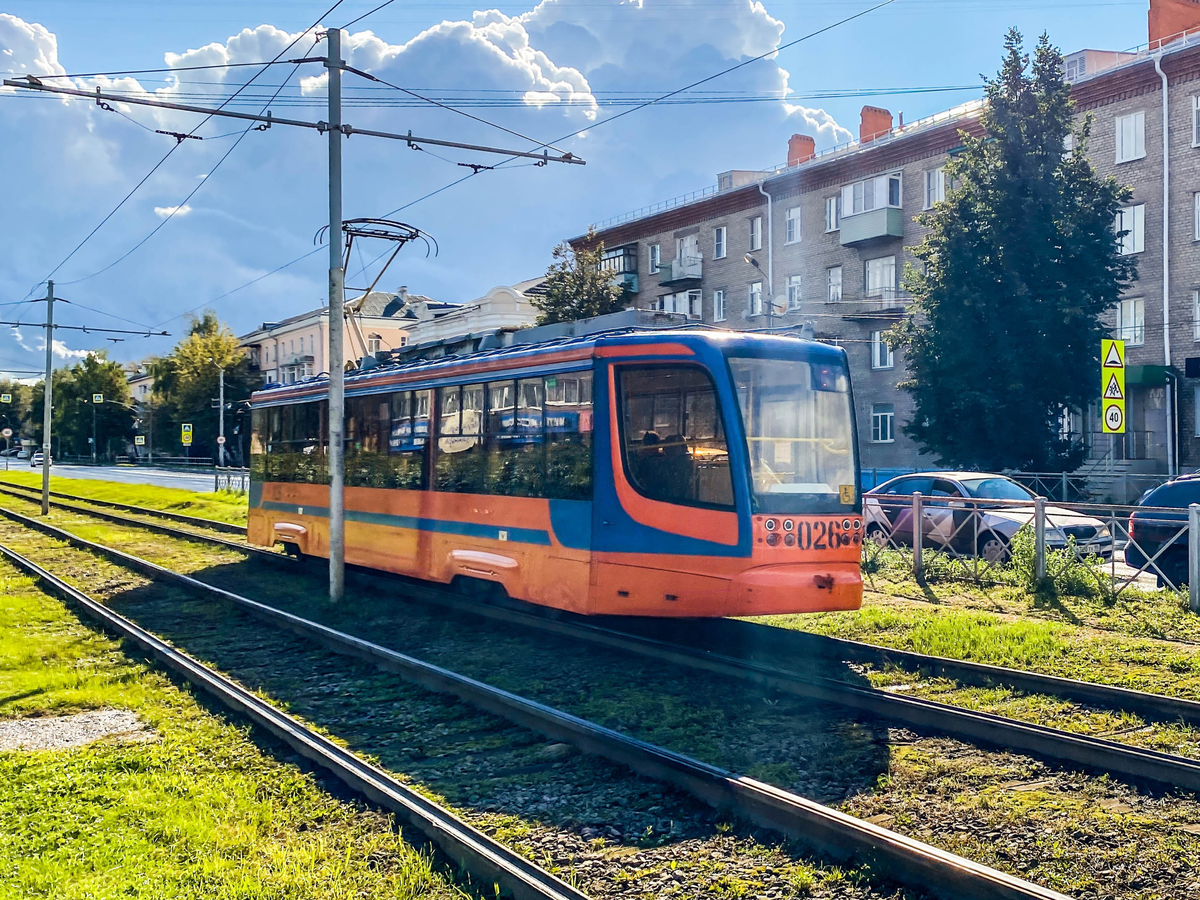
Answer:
[861,490,1200,612]
[214,467,251,493]
[860,467,1174,504]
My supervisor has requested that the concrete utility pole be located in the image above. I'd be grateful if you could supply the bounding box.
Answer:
[41,280,53,515]
[218,366,226,467]
[326,27,347,603]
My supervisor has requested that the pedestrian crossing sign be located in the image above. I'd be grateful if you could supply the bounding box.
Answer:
[181,423,193,446]
[1101,339,1125,435]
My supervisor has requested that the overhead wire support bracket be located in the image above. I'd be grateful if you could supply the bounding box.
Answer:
[6,78,585,166]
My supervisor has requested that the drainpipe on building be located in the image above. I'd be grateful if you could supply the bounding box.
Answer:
[756,181,774,329]
[1155,52,1177,476]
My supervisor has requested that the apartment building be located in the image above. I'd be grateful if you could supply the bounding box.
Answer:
[577,0,1200,476]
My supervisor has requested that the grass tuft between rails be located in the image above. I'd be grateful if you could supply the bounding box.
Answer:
[0,471,247,526]
[0,562,464,900]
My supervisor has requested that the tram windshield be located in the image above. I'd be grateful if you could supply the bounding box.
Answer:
[728,356,858,513]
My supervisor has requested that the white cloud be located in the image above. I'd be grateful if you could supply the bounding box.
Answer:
[52,340,91,360]
[154,204,193,218]
[0,13,65,89]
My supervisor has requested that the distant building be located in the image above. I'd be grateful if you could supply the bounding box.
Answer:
[127,365,154,403]
[399,280,543,346]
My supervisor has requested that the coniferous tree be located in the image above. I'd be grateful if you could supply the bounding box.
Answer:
[890,30,1137,471]
[532,227,629,325]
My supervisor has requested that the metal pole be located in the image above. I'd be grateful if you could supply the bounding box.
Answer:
[912,492,923,581]
[326,28,346,603]
[1190,504,1200,612]
[1034,496,1047,584]
[218,367,226,468]
[91,401,97,463]
[148,401,153,465]
[1061,472,1068,503]
[41,281,53,515]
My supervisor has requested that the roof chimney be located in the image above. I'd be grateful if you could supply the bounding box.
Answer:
[787,134,816,167]
[859,106,893,144]
[398,285,408,302]
[1149,0,1200,48]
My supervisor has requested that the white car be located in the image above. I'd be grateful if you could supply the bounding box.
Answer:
[30,451,52,467]
[864,472,1112,563]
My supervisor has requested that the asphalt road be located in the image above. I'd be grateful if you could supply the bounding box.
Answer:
[16,464,218,493]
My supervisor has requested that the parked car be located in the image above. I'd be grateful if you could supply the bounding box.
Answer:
[15,449,29,460]
[864,472,1113,563]
[30,451,51,467]
[1124,475,1200,587]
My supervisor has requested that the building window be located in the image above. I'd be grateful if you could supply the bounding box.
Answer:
[656,289,701,319]
[1115,111,1145,163]
[872,331,895,370]
[714,226,726,259]
[785,206,801,244]
[827,266,843,303]
[871,404,895,443]
[841,173,902,217]
[864,256,897,298]
[713,289,726,322]
[1117,297,1144,346]
[1066,54,1086,81]
[1193,290,1200,341]
[787,275,802,310]
[923,168,946,209]
[1194,385,1200,437]
[825,196,839,232]
[1193,96,1200,147]
[1115,204,1145,255]
[1194,193,1200,240]
[1063,132,1075,158]
[367,333,382,355]
[749,281,763,317]
[749,216,762,251]
[648,244,661,275]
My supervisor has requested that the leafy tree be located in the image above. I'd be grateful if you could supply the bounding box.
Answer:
[148,312,261,463]
[890,30,1137,472]
[27,353,135,458]
[0,380,32,444]
[532,226,629,325]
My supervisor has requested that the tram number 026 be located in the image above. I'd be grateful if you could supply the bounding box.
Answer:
[796,519,852,551]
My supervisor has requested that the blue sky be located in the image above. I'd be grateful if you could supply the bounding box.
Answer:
[0,0,1149,373]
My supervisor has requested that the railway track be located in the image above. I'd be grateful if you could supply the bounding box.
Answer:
[3,482,1200,792]
[0,506,1072,900]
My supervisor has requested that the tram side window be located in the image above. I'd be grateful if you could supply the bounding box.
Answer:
[253,401,329,484]
[544,372,593,501]
[618,367,734,509]
[385,389,429,489]
[435,385,485,492]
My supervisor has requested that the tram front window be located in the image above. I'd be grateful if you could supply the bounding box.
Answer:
[729,356,857,513]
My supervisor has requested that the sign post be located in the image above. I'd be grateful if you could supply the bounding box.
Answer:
[1,427,10,471]
[1102,339,1126,437]
[181,423,192,461]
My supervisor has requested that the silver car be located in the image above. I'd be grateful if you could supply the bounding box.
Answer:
[864,472,1113,563]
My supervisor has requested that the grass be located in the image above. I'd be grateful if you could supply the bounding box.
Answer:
[0,561,463,900]
[0,470,247,526]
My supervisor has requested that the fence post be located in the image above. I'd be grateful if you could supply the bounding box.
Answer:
[1034,496,1047,584]
[912,492,924,581]
[1061,472,1068,502]
[1190,504,1200,613]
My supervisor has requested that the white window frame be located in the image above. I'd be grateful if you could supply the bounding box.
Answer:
[1192,290,1200,342]
[864,256,897,299]
[749,216,763,251]
[1117,297,1145,346]
[871,331,895,370]
[787,275,802,310]
[713,289,726,322]
[648,243,660,275]
[840,172,902,218]
[1115,111,1146,164]
[366,334,382,355]
[922,168,946,209]
[1194,193,1200,241]
[1115,204,1145,255]
[1193,96,1200,148]
[871,404,895,443]
[785,206,801,244]
[749,281,763,317]
[824,196,839,232]
[714,226,726,259]
[827,266,843,303]
[1194,384,1200,437]
[656,289,701,320]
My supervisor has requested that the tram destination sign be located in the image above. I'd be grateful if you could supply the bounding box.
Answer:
[1101,339,1126,435]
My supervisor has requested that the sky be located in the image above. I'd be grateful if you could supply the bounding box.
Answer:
[0,0,1152,375]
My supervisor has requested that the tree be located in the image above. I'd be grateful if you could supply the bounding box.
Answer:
[27,353,135,458]
[148,312,261,463]
[890,30,1137,472]
[0,380,32,444]
[531,226,629,325]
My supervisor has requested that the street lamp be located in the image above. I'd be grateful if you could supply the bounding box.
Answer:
[208,357,228,468]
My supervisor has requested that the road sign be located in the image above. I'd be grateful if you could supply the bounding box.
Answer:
[0,393,10,404]
[92,393,103,404]
[1101,339,1126,435]
[181,423,193,446]
[216,435,226,445]
[134,435,145,446]
[1,428,11,439]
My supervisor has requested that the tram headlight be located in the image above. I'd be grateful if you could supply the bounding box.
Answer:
[783,519,794,531]
[764,518,777,532]
[853,519,862,530]
[784,533,795,546]
[766,532,780,546]
[842,519,851,530]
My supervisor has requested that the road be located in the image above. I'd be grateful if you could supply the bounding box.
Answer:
[28,464,218,493]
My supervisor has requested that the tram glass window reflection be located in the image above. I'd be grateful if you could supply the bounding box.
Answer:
[728,356,857,513]
[544,372,593,501]
[384,389,429,489]
[435,385,485,492]
[254,400,328,484]
[618,367,734,509]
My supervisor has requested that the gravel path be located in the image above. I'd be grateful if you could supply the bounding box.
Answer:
[0,709,153,750]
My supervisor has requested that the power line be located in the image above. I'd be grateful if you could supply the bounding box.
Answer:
[9,59,315,81]
[340,0,399,30]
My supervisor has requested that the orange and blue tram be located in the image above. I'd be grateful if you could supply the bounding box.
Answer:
[247,329,865,617]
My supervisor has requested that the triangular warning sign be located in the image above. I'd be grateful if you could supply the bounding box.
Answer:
[1104,374,1124,400]
[1103,343,1124,368]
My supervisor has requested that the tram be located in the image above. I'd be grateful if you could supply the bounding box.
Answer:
[247,328,864,617]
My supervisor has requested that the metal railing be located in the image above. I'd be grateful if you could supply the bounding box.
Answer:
[861,490,1200,611]
[215,467,251,493]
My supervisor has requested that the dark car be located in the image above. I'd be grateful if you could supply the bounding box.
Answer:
[1124,476,1200,587]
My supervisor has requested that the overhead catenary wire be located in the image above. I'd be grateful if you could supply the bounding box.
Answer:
[340,0,399,30]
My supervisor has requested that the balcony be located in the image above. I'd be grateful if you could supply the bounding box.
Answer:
[836,289,912,320]
[658,256,703,286]
[840,207,905,247]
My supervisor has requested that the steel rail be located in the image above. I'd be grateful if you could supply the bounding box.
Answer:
[7,492,1200,788]
[0,507,1070,900]
[0,540,590,900]
[0,480,244,534]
